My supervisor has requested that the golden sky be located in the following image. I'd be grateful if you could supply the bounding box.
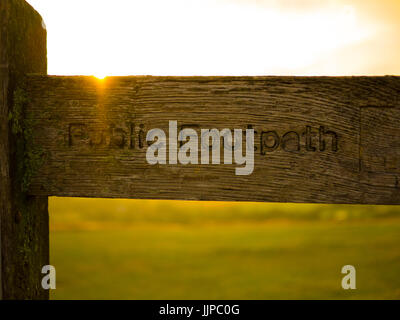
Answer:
[27,0,400,77]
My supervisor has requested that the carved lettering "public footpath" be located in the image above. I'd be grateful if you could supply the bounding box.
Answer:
[68,123,338,154]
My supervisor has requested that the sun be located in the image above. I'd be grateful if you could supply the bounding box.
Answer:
[94,73,108,80]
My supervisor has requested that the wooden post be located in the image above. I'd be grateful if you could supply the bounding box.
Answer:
[0,0,49,299]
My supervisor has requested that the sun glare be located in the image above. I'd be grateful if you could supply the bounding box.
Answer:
[27,0,399,76]
[94,73,108,80]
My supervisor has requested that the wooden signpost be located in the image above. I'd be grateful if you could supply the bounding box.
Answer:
[1,0,399,299]
[1,0,49,299]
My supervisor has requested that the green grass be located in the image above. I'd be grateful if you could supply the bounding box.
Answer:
[49,198,400,300]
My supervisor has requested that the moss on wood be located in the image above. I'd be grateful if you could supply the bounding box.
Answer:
[9,85,46,192]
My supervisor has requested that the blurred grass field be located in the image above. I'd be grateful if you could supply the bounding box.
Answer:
[49,198,400,300]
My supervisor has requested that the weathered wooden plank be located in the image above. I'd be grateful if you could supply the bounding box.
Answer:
[25,75,400,204]
[0,0,48,300]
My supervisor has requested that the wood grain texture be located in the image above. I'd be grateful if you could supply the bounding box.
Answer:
[1,0,48,300]
[25,75,400,204]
